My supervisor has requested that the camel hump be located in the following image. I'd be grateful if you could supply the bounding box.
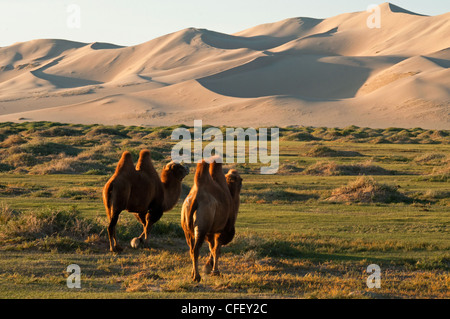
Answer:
[194,160,211,185]
[209,161,230,191]
[208,155,225,178]
[115,151,135,174]
[209,160,223,176]
[140,149,151,157]
[136,149,157,174]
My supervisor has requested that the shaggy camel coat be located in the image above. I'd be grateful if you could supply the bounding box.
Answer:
[103,149,188,252]
[181,160,242,282]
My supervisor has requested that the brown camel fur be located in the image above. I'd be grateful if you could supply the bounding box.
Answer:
[103,149,189,252]
[181,159,242,282]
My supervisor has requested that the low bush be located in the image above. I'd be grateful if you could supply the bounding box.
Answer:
[20,140,81,157]
[0,206,102,243]
[327,176,410,204]
[0,134,27,147]
[304,160,394,176]
[305,145,363,157]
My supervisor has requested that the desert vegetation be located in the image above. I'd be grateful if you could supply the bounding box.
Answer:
[0,122,449,298]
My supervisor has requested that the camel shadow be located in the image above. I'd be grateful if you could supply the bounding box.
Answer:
[226,236,390,265]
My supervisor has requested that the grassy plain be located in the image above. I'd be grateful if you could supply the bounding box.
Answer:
[0,122,449,298]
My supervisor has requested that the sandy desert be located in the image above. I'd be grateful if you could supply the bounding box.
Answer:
[0,2,449,129]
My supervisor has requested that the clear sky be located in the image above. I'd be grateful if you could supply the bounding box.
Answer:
[0,0,449,47]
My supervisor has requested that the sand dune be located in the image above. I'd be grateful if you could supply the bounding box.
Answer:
[0,2,448,129]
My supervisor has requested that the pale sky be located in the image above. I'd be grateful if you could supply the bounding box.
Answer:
[0,0,449,47]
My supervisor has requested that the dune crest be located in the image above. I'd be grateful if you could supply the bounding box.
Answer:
[0,2,449,129]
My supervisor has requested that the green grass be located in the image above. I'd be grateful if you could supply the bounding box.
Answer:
[0,122,449,299]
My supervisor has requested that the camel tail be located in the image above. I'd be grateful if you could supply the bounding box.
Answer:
[102,181,114,211]
[186,197,198,231]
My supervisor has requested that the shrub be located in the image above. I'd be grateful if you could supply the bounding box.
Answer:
[3,153,38,167]
[147,128,174,139]
[278,162,304,174]
[429,164,450,182]
[36,126,83,137]
[0,163,13,172]
[30,157,77,174]
[304,161,394,176]
[30,156,108,175]
[86,125,129,138]
[327,176,410,203]
[387,132,417,144]
[305,145,338,157]
[370,137,390,144]
[20,140,81,156]
[414,153,446,165]
[0,207,102,242]
[304,161,339,176]
[282,132,319,141]
[0,203,18,224]
[305,145,363,157]
[0,134,27,147]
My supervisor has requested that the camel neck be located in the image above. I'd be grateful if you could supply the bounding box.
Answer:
[161,174,182,211]
[228,184,240,216]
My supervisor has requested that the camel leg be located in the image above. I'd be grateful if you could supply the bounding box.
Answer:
[204,235,215,274]
[140,212,154,247]
[107,207,123,253]
[133,207,164,248]
[210,234,222,276]
[131,212,147,249]
[191,228,205,282]
[188,236,195,279]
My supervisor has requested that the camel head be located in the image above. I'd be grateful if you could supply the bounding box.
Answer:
[225,169,243,195]
[162,161,189,182]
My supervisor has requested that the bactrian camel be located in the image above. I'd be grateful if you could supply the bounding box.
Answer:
[103,149,189,252]
[181,159,242,282]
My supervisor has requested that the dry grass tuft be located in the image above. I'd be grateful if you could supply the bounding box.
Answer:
[304,160,393,176]
[0,134,27,147]
[327,176,410,203]
[0,206,102,248]
[414,153,446,165]
[305,145,363,157]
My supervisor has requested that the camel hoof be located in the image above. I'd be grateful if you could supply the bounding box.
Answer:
[130,237,140,249]
[192,273,201,282]
[110,245,123,253]
[211,270,221,277]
